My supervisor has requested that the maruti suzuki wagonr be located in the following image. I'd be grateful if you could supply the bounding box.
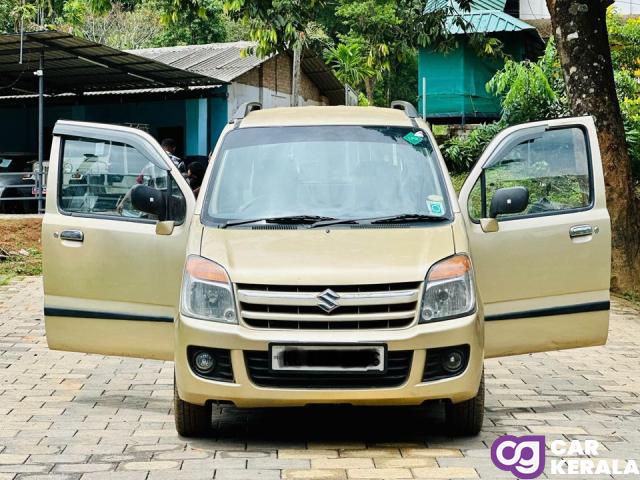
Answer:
[43,102,611,436]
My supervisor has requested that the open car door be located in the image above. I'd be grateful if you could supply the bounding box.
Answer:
[43,121,196,360]
[458,117,610,358]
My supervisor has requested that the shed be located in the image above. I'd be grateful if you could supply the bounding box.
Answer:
[0,32,345,173]
[419,0,543,123]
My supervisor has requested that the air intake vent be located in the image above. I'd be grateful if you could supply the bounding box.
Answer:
[251,225,300,230]
[244,350,413,388]
[349,224,406,229]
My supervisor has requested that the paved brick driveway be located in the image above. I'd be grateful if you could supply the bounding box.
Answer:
[1,276,639,480]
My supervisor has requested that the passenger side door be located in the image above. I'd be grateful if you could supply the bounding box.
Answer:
[458,117,610,358]
[43,121,196,360]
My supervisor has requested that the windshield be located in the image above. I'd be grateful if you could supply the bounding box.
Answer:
[203,126,450,225]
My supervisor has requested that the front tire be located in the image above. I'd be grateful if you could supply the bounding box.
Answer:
[174,378,212,437]
[445,370,484,436]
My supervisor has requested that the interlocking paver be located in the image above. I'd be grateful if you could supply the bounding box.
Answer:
[0,276,639,479]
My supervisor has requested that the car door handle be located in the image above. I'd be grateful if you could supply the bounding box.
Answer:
[59,230,84,242]
[569,225,594,238]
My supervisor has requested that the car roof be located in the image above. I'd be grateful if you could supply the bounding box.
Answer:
[239,106,415,128]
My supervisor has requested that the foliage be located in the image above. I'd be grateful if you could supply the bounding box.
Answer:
[442,39,569,173]
[607,8,640,76]
[377,52,418,106]
[1,0,238,47]
[441,121,505,173]
[150,0,229,46]
[324,41,375,90]
[223,0,327,57]
[332,0,456,104]
[223,0,330,106]
[0,0,17,33]
[58,1,162,50]
[0,0,38,32]
[486,39,567,124]
[443,13,640,186]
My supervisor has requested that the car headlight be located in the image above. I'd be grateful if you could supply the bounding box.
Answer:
[181,255,237,323]
[420,254,476,323]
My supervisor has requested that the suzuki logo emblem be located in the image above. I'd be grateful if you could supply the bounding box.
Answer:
[317,289,340,313]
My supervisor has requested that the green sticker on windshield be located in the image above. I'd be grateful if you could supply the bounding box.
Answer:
[403,131,424,146]
[427,200,445,216]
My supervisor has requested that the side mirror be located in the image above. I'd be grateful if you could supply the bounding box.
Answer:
[489,186,529,218]
[131,184,166,220]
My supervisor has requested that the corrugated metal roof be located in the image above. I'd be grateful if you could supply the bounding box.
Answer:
[128,42,262,83]
[0,30,221,96]
[447,10,537,33]
[130,42,346,105]
[0,84,221,101]
[425,0,507,13]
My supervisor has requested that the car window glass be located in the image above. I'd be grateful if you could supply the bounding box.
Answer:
[206,126,449,222]
[469,127,591,221]
[59,137,185,223]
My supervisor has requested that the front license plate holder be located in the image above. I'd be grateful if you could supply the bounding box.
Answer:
[270,344,387,373]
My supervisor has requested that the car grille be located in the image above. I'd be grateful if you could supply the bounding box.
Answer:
[236,282,422,330]
[244,350,413,388]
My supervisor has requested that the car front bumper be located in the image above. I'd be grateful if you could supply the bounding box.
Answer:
[174,312,484,408]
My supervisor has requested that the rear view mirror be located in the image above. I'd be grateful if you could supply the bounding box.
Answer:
[489,187,529,218]
[131,184,166,219]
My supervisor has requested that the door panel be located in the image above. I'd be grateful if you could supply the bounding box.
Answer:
[458,117,610,358]
[43,121,196,360]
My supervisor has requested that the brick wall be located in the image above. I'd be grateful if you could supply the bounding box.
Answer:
[234,53,323,103]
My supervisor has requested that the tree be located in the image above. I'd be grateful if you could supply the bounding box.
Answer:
[151,0,229,46]
[486,39,568,124]
[223,0,329,107]
[324,41,375,91]
[547,0,640,293]
[332,0,474,105]
[607,9,640,77]
[58,1,162,49]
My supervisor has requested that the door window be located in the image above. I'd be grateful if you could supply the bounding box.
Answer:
[468,127,592,221]
[59,137,185,223]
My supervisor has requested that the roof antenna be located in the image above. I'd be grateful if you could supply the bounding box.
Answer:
[18,0,24,64]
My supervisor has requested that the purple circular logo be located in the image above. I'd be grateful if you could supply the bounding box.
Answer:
[491,435,546,479]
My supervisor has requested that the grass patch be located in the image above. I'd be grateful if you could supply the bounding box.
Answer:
[622,291,640,306]
[0,218,43,282]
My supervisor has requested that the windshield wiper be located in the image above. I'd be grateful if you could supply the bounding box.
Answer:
[370,214,448,224]
[221,215,336,228]
[311,213,448,228]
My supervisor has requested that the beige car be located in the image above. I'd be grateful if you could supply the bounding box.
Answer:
[43,103,610,437]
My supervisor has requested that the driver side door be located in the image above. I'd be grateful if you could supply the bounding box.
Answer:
[459,117,610,358]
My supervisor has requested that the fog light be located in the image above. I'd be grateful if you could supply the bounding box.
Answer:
[194,351,216,373]
[442,350,464,373]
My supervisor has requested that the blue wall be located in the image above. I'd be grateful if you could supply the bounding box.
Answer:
[0,89,229,158]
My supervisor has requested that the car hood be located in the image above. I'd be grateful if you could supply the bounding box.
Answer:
[199,223,455,285]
